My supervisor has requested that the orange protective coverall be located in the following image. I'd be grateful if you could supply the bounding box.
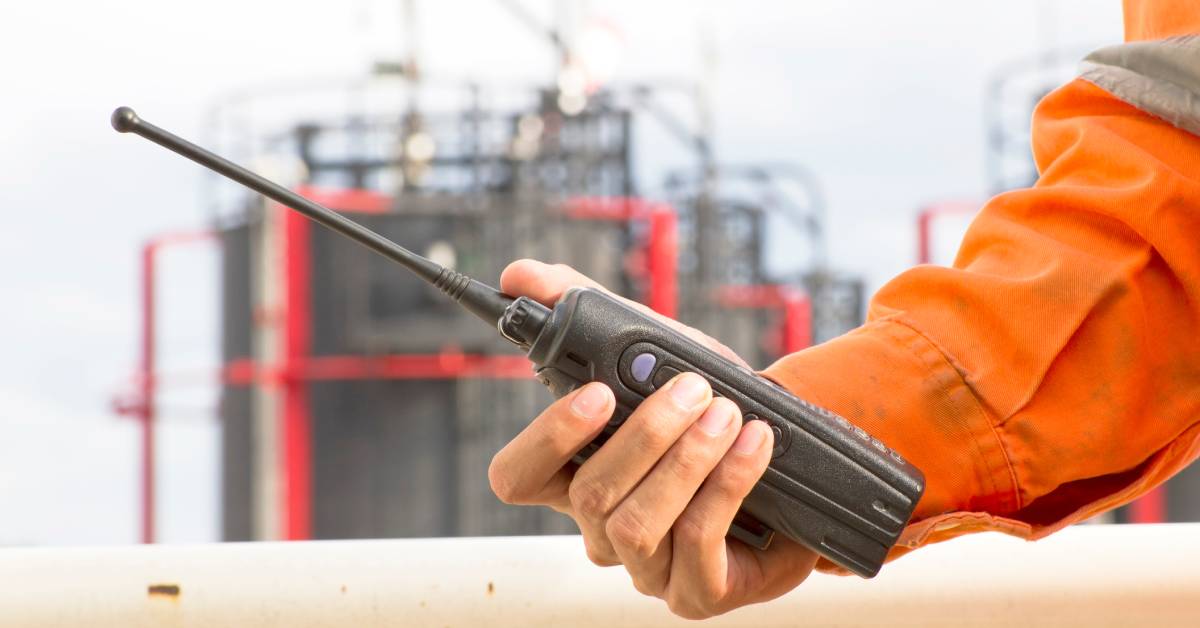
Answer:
[762,0,1200,571]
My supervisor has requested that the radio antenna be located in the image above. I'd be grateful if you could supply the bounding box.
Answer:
[111,106,514,326]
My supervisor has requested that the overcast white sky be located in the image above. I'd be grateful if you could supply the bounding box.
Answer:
[0,0,1123,546]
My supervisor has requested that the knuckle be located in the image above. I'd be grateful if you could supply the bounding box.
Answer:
[672,515,709,548]
[666,442,712,483]
[632,414,678,454]
[666,594,715,620]
[629,576,657,597]
[713,458,757,497]
[625,568,664,598]
[569,476,615,521]
[696,578,726,609]
[584,542,620,567]
[606,507,656,559]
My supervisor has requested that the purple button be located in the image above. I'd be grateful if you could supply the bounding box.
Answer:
[630,353,657,383]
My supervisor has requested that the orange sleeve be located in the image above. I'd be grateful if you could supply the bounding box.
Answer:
[763,1,1200,572]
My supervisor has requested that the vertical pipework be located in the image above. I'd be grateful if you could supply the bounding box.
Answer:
[1128,486,1167,524]
[917,209,933,265]
[281,209,313,540]
[140,242,157,544]
[781,292,813,354]
[647,207,678,319]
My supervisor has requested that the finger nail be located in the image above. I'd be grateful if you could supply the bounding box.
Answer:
[732,422,767,454]
[667,373,710,409]
[696,403,734,436]
[570,383,610,420]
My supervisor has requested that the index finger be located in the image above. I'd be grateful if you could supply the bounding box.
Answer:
[488,382,614,506]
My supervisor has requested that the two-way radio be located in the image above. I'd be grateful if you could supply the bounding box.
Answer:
[111,106,924,577]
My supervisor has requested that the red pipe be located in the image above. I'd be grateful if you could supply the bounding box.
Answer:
[281,207,313,541]
[915,201,978,265]
[147,354,534,388]
[646,208,678,318]
[779,291,812,354]
[1128,486,1167,524]
[278,184,391,541]
[296,354,533,381]
[917,211,932,266]
[222,354,533,384]
[130,230,216,545]
[559,196,679,318]
[714,285,813,355]
[139,243,156,545]
[560,196,641,221]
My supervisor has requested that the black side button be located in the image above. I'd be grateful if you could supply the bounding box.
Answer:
[651,365,682,389]
[535,367,582,399]
[745,413,789,458]
[769,424,785,458]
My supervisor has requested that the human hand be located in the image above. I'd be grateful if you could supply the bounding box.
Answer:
[488,259,819,619]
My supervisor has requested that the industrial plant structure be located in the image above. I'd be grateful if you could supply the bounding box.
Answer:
[116,1,858,543]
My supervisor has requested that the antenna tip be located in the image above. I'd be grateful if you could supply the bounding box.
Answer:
[111,107,140,133]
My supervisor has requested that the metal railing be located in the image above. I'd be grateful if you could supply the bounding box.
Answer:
[1,523,1196,626]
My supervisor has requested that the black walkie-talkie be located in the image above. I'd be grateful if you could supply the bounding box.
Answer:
[111,106,924,578]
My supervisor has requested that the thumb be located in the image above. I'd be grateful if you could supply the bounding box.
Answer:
[499,259,605,306]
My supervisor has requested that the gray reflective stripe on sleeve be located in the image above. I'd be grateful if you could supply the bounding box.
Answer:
[1080,35,1200,137]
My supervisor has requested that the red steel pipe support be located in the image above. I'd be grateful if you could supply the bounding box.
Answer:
[129,231,216,544]
[915,201,978,265]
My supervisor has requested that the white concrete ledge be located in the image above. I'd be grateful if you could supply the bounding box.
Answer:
[1,523,1197,627]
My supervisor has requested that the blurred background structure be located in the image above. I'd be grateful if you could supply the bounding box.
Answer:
[118,0,852,543]
[0,0,1194,547]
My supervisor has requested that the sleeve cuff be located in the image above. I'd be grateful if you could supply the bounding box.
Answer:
[760,319,1024,571]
